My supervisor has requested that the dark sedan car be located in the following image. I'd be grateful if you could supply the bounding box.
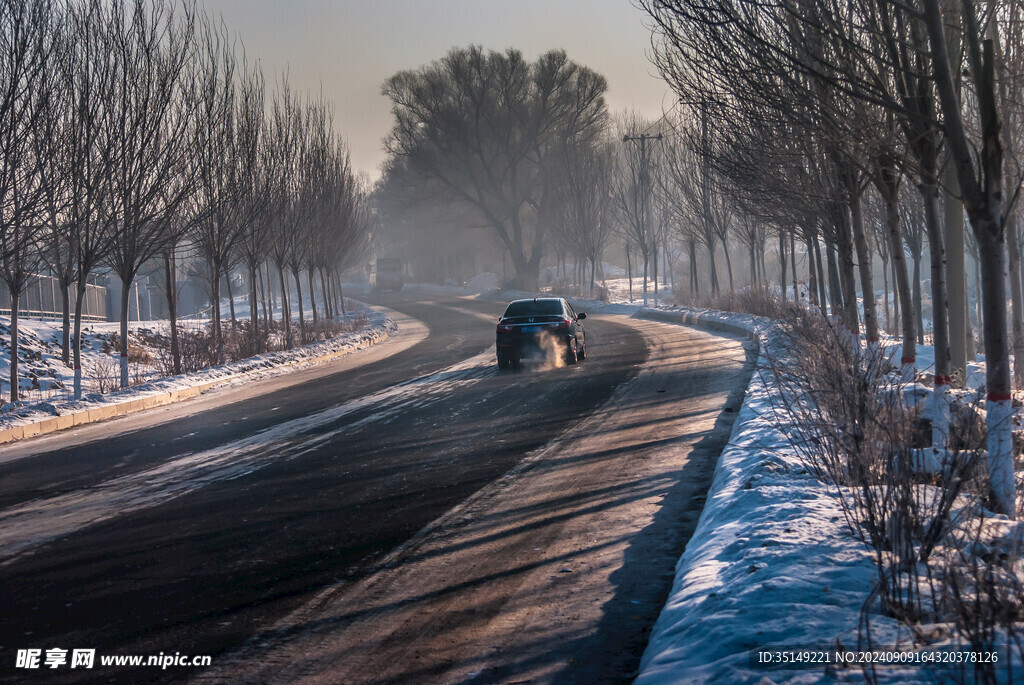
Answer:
[495,297,587,369]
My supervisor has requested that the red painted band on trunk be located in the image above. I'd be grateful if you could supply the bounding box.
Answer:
[987,393,1013,402]
[901,357,916,364]
[934,375,952,386]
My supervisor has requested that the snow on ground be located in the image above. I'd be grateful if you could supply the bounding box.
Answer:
[0,299,394,433]
[630,311,882,684]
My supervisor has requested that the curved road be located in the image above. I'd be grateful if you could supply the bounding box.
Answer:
[0,292,754,684]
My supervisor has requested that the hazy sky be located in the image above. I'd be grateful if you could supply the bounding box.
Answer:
[199,0,673,180]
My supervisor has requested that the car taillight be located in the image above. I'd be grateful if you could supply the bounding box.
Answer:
[552,318,571,331]
[497,322,513,333]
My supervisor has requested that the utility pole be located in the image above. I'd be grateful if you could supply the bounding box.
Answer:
[623,132,662,306]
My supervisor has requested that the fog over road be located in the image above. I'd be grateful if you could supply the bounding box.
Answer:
[0,292,754,684]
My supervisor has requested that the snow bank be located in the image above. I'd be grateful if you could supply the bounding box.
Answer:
[635,309,880,684]
[464,272,501,293]
[0,304,395,437]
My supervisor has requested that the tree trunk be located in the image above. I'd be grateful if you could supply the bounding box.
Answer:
[651,240,659,305]
[779,231,787,301]
[308,269,319,325]
[277,262,291,348]
[73,280,87,400]
[707,242,720,297]
[721,236,734,293]
[976,251,984,351]
[249,261,260,354]
[850,193,878,347]
[976,221,1014,516]
[9,290,20,403]
[625,244,634,302]
[60,280,71,366]
[882,179,917,381]
[119,277,132,389]
[320,268,332,320]
[813,237,827,313]
[293,268,306,344]
[664,236,674,293]
[688,238,698,296]
[1018,232,1024,340]
[806,235,819,309]
[835,206,860,338]
[328,269,338,318]
[881,251,890,333]
[790,231,798,301]
[210,262,224,365]
[750,242,757,287]
[1005,210,1024,385]
[259,262,270,330]
[165,252,182,375]
[336,270,346,316]
[891,256,900,339]
[825,240,843,318]
[913,252,924,345]
[920,184,952,453]
[265,261,275,326]
[225,270,237,330]
[944,162,969,382]
[642,254,649,306]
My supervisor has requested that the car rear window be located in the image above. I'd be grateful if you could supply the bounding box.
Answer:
[502,300,564,318]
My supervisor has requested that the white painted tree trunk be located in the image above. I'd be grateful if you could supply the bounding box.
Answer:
[987,398,1015,515]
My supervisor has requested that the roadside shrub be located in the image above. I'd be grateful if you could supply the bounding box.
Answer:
[764,309,1022,683]
[88,355,119,394]
[675,285,804,320]
[104,333,154,365]
[152,326,218,376]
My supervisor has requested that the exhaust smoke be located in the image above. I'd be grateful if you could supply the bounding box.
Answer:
[531,331,567,371]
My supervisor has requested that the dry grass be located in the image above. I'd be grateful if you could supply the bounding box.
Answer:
[675,285,806,320]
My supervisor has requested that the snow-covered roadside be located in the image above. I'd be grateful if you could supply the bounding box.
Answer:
[633,310,885,684]
[621,305,1012,684]
[0,303,395,439]
[485,282,980,683]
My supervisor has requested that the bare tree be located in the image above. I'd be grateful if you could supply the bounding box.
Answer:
[101,0,198,389]
[0,0,57,402]
[558,136,615,297]
[612,114,662,305]
[50,0,121,400]
[187,18,265,361]
[383,47,607,289]
[642,0,1024,513]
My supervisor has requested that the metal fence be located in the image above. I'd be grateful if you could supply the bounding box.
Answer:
[0,274,107,322]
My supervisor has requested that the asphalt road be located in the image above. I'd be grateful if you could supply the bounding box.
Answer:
[0,292,729,684]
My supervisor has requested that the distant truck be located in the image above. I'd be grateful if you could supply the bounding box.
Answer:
[371,257,404,293]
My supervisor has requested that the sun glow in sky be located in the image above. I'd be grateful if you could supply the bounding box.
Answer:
[198,0,673,179]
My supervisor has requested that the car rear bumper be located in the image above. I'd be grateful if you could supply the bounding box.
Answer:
[496,332,573,357]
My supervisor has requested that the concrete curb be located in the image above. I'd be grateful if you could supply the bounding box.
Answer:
[0,326,392,446]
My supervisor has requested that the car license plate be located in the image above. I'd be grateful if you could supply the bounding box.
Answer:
[521,326,541,333]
